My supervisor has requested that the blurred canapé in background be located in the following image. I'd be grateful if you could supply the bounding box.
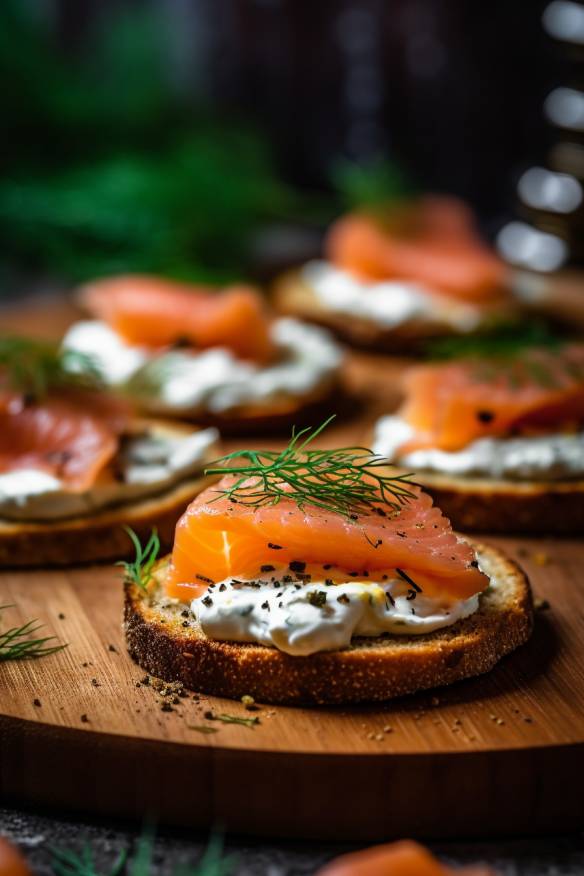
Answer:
[1,0,583,297]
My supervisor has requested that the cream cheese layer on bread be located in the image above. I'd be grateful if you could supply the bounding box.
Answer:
[191,566,481,657]
[374,415,584,481]
[0,425,217,521]
[302,261,489,333]
[62,318,342,415]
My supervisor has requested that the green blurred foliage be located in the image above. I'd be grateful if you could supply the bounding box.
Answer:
[0,1,296,284]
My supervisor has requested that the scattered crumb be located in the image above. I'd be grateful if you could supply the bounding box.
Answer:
[91,678,100,687]
[496,718,505,726]
[58,613,65,620]
[523,716,533,724]
[33,698,41,708]
[241,694,255,709]
[430,696,440,707]
[108,644,117,653]
[374,733,384,742]
[535,598,551,612]
[80,714,89,723]
[383,725,393,733]
[453,718,462,726]
[160,702,173,713]
[533,551,549,566]
[367,732,375,740]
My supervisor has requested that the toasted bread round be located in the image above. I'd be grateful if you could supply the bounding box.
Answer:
[124,542,533,705]
[405,470,584,535]
[0,421,217,568]
[273,270,517,355]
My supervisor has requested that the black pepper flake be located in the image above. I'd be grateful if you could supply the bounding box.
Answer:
[260,564,275,573]
[323,564,333,570]
[386,593,396,608]
[33,698,41,707]
[108,644,117,653]
[261,601,270,611]
[348,571,359,577]
[476,409,495,424]
[80,714,89,723]
[376,507,387,517]
[406,589,417,601]
[337,594,350,605]
[268,543,283,550]
[396,568,422,592]
[58,613,65,620]
[307,590,327,608]
[219,582,227,591]
[470,559,479,568]
[91,678,100,687]
[325,578,334,586]
[196,574,215,584]
[182,620,190,628]
[396,531,407,539]
[181,609,190,618]
[349,513,358,521]
[289,560,306,573]
[202,595,214,608]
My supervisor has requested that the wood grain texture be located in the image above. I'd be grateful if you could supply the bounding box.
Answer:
[1,296,584,840]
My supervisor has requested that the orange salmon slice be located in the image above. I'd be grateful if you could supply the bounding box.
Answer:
[315,839,494,876]
[0,390,128,491]
[326,197,507,303]
[80,275,276,363]
[399,345,584,452]
[165,477,487,602]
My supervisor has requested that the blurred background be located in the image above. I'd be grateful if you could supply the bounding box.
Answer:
[1,0,583,297]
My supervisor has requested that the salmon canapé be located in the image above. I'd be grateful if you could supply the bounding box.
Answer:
[165,476,488,603]
[80,275,276,363]
[0,390,127,492]
[326,197,507,303]
[316,840,494,876]
[398,345,584,453]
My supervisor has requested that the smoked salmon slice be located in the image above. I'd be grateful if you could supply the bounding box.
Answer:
[80,275,276,363]
[399,345,584,452]
[326,197,507,302]
[316,839,494,876]
[166,476,487,602]
[0,390,127,491]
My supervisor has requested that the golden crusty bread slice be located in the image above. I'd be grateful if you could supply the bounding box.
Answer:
[124,542,533,706]
[392,469,584,535]
[0,420,217,568]
[273,270,519,355]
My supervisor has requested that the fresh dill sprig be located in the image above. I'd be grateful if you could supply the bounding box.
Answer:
[117,527,160,591]
[50,829,234,876]
[0,336,103,398]
[51,844,127,876]
[0,604,67,662]
[205,416,417,518]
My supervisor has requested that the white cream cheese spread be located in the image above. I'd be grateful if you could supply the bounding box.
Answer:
[191,569,481,657]
[373,415,584,481]
[0,426,218,521]
[62,318,342,414]
[302,260,487,332]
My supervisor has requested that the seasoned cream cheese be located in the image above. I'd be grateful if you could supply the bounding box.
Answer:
[0,426,218,521]
[62,317,342,414]
[373,415,584,481]
[191,568,481,657]
[302,260,487,332]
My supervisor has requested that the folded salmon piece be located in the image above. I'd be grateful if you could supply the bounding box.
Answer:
[315,839,494,876]
[166,475,488,602]
[399,345,584,452]
[79,275,276,363]
[0,389,128,492]
[326,197,507,303]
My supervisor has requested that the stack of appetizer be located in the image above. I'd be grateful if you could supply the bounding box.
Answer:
[63,275,343,432]
[373,342,584,533]
[0,337,218,565]
[274,196,517,352]
[124,422,532,705]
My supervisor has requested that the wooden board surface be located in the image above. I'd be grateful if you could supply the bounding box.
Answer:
[1,296,584,840]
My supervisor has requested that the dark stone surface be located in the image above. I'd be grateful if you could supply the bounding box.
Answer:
[1,807,583,875]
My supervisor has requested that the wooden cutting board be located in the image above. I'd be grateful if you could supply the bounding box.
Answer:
[1,296,584,840]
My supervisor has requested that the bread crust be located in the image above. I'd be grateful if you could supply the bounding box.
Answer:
[273,270,517,355]
[0,420,216,567]
[124,542,533,705]
[401,470,584,535]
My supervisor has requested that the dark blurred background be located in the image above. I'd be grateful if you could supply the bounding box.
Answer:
[1,0,583,295]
